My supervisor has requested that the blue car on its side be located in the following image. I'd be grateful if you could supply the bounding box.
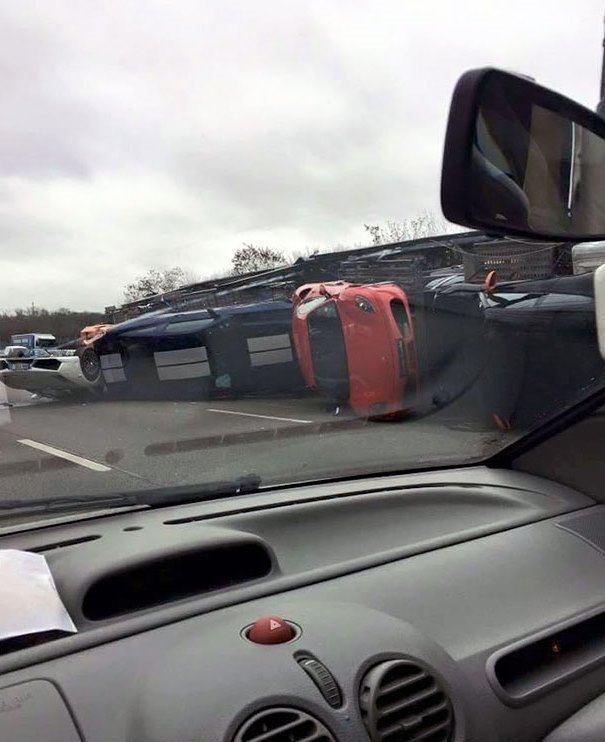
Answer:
[85,300,305,399]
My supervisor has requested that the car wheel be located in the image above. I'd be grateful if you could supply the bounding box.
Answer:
[80,347,102,382]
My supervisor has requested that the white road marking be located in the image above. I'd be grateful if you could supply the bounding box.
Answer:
[206,408,312,424]
[17,439,111,472]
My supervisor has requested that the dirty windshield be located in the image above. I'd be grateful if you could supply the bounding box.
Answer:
[1,2,604,518]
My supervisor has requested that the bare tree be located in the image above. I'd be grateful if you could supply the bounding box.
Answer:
[123,267,198,302]
[0,307,106,344]
[289,246,320,262]
[364,212,458,246]
[231,244,285,275]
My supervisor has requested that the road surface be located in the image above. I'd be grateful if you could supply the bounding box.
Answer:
[0,382,504,510]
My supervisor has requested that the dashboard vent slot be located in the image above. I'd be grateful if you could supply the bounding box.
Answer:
[233,707,335,742]
[82,541,272,620]
[31,535,101,553]
[490,606,605,703]
[360,659,454,741]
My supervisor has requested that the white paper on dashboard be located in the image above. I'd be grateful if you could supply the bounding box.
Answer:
[0,549,77,640]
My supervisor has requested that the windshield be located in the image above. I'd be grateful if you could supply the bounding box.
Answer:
[307,301,350,403]
[1,2,604,522]
[9,337,33,349]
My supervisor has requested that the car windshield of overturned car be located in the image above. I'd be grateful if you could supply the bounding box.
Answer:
[1,1,604,520]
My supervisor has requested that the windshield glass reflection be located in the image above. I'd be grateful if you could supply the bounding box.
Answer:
[1,234,603,518]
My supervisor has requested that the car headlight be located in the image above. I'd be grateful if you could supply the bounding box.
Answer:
[354,295,375,313]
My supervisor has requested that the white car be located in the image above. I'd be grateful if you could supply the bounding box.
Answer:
[1,345,30,358]
[0,348,104,398]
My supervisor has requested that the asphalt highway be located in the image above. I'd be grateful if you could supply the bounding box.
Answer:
[0,381,505,511]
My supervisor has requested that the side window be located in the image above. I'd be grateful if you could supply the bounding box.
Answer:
[390,300,410,335]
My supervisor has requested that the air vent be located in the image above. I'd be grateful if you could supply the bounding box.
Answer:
[359,659,454,742]
[31,535,101,553]
[32,358,61,370]
[82,541,272,620]
[233,707,335,742]
[490,606,605,703]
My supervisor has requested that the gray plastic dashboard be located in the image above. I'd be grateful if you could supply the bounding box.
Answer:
[1,466,605,741]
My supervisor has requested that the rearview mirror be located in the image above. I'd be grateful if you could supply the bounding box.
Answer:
[441,68,605,241]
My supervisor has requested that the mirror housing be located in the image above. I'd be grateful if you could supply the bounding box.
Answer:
[441,68,605,241]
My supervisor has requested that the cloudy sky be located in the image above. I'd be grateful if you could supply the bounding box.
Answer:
[1,0,603,310]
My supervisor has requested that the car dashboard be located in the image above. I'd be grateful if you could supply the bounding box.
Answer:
[1,466,605,741]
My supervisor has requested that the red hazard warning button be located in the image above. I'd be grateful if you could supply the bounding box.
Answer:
[246,615,295,644]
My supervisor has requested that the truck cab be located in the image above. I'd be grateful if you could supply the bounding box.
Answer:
[7,333,57,356]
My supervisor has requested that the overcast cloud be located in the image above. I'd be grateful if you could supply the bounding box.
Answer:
[0,0,603,310]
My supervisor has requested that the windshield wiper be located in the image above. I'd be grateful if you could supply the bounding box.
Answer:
[0,474,261,519]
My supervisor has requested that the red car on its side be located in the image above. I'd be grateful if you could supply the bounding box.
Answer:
[291,281,419,418]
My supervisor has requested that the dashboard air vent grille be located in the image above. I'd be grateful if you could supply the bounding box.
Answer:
[360,659,454,741]
[234,707,335,742]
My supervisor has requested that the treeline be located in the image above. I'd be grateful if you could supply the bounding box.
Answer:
[0,308,106,345]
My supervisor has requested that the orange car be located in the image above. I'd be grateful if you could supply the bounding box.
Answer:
[292,281,419,417]
[79,324,113,346]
